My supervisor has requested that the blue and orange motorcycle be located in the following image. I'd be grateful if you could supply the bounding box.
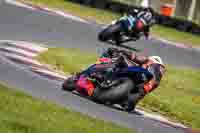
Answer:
[62,50,153,112]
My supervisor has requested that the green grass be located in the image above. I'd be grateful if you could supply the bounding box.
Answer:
[36,48,98,75]
[37,48,200,130]
[0,82,136,133]
[139,65,200,129]
[19,0,200,47]
[152,25,200,47]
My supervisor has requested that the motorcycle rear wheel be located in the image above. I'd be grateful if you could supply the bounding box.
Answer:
[92,78,135,104]
[98,23,122,43]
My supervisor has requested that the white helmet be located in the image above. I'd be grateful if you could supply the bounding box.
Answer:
[149,56,164,66]
[141,0,150,8]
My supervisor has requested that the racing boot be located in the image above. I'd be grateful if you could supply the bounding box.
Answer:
[123,84,146,112]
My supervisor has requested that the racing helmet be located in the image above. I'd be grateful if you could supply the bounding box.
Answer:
[148,56,164,66]
[148,56,166,76]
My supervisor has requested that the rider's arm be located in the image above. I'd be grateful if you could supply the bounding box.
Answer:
[130,53,149,65]
[118,50,149,65]
[105,48,148,65]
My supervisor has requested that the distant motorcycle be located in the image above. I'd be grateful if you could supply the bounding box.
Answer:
[98,10,145,45]
[62,50,153,112]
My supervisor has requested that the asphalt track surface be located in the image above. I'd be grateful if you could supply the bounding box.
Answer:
[0,1,199,133]
[0,1,200,68]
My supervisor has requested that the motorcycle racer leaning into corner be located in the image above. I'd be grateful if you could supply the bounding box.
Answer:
[100,48,166,111]
[98,7,156,45]
[67,47,166,112]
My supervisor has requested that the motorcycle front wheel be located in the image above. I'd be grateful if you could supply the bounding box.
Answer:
[62,77,77,92]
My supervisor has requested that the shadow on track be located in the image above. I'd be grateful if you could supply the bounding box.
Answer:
[62,90,143,116]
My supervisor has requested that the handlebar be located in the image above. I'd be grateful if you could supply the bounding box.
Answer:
[110,50,138,66]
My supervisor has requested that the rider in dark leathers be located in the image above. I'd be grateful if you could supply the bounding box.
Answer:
[95,48,166,111]
[67,48,166,112]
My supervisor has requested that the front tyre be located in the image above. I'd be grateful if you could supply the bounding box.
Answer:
[62,77,76,92]
[92,78,135,104]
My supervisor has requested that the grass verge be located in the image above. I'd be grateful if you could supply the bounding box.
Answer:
[0,82,136,133]
[36,48,200,130]
[19,0,200,47]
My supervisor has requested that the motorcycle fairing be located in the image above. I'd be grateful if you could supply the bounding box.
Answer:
[76,75,95,96]
[78,57,112,75]
[120,15,137,31]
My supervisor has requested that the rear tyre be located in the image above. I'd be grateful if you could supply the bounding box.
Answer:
[62,77,76,92]
[98,23,122,42]
[92,78,135,104]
